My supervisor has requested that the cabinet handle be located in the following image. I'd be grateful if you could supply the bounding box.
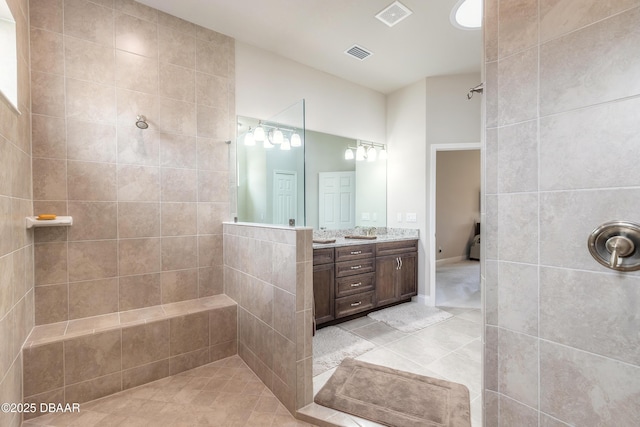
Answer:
[399,257,403,269]
[396,257,400,270]
[350,282,362,287]
[350,301,362,307]
[350,250,362,255]
[350,265,362,270]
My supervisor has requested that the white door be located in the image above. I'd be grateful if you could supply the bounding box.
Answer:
[273,170,297,225]
[318,171,355,229]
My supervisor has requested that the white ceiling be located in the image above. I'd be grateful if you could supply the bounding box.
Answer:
[137,0,482,94]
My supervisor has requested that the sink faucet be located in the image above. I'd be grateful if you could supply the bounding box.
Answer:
[365,227,377,237]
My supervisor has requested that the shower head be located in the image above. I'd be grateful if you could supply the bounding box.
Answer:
[136,115,149,129]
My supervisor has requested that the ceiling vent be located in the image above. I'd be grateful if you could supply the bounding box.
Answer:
[344,44,373,61]
[375,1,413,27]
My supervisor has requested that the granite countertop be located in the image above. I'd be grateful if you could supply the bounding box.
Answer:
[312,228,419,248]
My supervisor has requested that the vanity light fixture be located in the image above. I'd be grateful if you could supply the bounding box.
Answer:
[244,127,255,146]
[273,129,284,145]
[291,132,302,147]
[281,137,291,150]
[254,122,265,142]
[345,141,387,162]
[367,146,377,162]
[344,148,354,160]
[355,145,366,161]
[379,145,388,160]
[264,138,274,149]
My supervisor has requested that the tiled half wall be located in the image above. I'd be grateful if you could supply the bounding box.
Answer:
[223,223,314,413]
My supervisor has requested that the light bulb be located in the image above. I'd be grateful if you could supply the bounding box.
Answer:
[355,145,366,161]
[344,148,354,160]
[244,128,255,146]
[273,129,284,145]
[264,138,274,149]
[281,137,291,150]
[367,146,377,162]
[291,133,302,147]
[254,125,265,142]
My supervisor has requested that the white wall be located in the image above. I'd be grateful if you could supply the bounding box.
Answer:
[236,42,386,142]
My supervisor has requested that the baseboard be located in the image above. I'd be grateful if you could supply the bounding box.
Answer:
[414,294,433,307]
[435,255,466,266]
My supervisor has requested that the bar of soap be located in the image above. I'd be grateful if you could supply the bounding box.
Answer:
[37,214,57,220]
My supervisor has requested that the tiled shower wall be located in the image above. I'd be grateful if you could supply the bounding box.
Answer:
[483,0,640,425]
[29,0,235,324]
[0,0,33,426]
[223,223,314,414]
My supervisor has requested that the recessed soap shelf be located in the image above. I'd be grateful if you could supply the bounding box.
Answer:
[26,216,73,229]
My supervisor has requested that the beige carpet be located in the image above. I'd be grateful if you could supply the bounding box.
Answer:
[315,358,471,427]
[367,302,452,333]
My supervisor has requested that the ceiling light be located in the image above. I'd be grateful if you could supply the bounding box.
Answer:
[291,133,302,147]
[451,0,482,30]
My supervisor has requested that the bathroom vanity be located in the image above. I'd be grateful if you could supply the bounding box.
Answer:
[313,237,418,327]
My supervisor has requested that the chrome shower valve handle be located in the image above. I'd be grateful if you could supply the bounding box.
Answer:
[588,221,640,271]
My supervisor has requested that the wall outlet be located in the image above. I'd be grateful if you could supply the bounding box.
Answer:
[361,212,370,220]
[406,212,417,222]
[438,246,442,253]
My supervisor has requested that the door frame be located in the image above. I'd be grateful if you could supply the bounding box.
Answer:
[428,143,481,305]
[272,169,297,225]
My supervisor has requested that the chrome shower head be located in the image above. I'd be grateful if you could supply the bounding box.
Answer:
[135,115,148,129]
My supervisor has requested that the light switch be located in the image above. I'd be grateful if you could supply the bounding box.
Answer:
[406,212,417,222]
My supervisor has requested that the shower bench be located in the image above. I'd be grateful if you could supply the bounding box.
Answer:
[21,295,237,420]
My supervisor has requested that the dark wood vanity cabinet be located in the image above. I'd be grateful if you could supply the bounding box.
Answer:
[375,242,418,306]
[313,239,418,326]
[313,248,335,324]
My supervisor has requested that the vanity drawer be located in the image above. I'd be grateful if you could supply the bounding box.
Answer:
[335,244,375,262]
[335,258,375,278]
[335,291,375,318]
[313,248,334,265]
[336,272,375,298]
[376,239,418,257]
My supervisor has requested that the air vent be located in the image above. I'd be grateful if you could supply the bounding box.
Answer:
[345,44,373,61]
[375,1,413,27]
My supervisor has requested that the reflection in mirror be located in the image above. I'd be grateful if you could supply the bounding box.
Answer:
[0,0,18,111]
[236,100,305,226]
[306,132,386,230]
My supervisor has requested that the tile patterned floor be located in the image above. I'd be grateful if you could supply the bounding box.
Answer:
[307,307,482,427]
[22,356,315,427]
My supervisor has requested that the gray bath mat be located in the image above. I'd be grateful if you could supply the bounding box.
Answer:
[368,302,452,333]
[313,326,375,376]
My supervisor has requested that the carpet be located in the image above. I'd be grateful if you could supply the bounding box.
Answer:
[315,358,471,427]
[313,326,375,376]
[367,302,452,333]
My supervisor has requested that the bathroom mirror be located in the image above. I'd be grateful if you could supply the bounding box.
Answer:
[236,100,387,229]
[0,0,18,112]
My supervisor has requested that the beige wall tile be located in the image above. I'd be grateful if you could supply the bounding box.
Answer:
[113,0,158,22]
[498,262,538,335]
[209,305,237,345]
[67,161,117,201]
[497,120,537,194]
[117,165,160,201]
[31,71,65,117]
[161,202,197,237]
[168,348,208,375]
[30,27,64,74]
[121,320,169,369]
[170,312,208,356]
[196,38,229,78]
[34,284,68,324]
[68,240,117,281]
[116,87,159,130]
[498,193,538,264]
[198,265,224,297]
[30,0,63,32]
[196,73,228,109]
[34,242,67,285]
[161,269,198,304]
[196,105,228,139]
[64,36,115,85]
[158,133,196,169]
[0,140,12,197]
[63,0,114,47]
[499,394,538,427]
[122,360,169,390]
[119,273,161,310]
[157,10,195,36]
[159,26,195,68]
[68,278,118,319]
[161,168,197,202]
[158,98,196,136]
[197,234,222,268]
[115,50,158,94]
[498,0,538,58]
[273,289,295,342]
[23,342,64,397]
[499,329,539,408]
[197,203,226,235]
[66,78,116,124]
[32,115,66,159]
[118,238,161,276]
[117,126,160,166]
[159,63,195,103]
[117,202,160,238]
[68,201,117,241]
[0,254,14,324]
[161,236,197,271]
[64,371,122,404]
[197,137,229,172]
[197,170,229,202]
[115,12,158,57]
[498,48,538,127]
[64,329,121,384]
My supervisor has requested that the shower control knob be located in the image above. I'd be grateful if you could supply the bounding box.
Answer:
[588,221,640,271]
[605,235,634,268]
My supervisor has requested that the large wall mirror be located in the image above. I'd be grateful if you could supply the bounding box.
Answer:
[0,0,18,112]
[236,100,387,230]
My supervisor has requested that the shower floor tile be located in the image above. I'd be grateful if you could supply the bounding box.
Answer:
[21,356,315,427]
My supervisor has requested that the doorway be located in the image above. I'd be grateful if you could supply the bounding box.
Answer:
[429,144,481,308]
[273,170,297,225]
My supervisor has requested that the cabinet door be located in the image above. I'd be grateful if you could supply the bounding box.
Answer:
[398,252,417,299]
[375,255,398,306]
[313,263,335,324]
